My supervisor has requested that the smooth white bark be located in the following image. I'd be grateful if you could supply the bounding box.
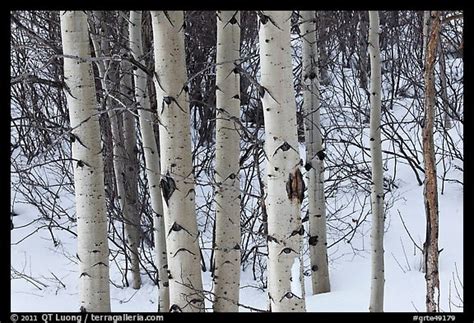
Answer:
[213,10,241,312]
[151,11,204,312]
[368,10,385,313]
[259,11,306,312]
[300,10,330,295]
[129,11,169,311]
[60,10,111,312]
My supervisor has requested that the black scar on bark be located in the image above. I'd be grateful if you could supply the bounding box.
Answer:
[286,168,305,203]
[259,85,266,98]
[302,211,309,223]
[80,306,87,313]
[229,16,238,25]
[168,222,193,236]
[304,162,312,171]
[274,141,293,156]
[290,225,305,237]
[80,272,91,278]
[226,173,237,180]
[258,13,269,25]
[279,247,297,255]
[185,188,195,198]
[316,149,326,161]
[190,298,204,305]
[267,235,279,244]
[163,96,172,105]
[309,235,319,246]
[170,222,184,232]
[172,248,196,257]
[279,291,302,302]
[169,304,183,312]
[76,160,85,168]
[160,174,176,206]
[311,265,319,272]
[233,243,240,250]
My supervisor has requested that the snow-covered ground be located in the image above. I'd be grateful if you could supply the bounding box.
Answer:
[11,146,463,312]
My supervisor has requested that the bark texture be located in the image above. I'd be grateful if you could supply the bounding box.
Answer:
[89,11,142,290]
[151,11,204,312]
[368,10,385,313]
[121,58,142,290]
[422,10,441,313]
[129,11,169,311]
[213,10,241,312]
[60,10,111,312]
[300,10,330,295]
[259,10,306,312]
[422,11,431,65]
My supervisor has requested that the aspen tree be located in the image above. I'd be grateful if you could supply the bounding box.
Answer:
[213,10,241,312]
[151,11,204,312]
[422,10,441,313]
[121,58,142,290]
[368,10,385,313]
[129,11,169,311]
[258,11,306,312]
[301,10,330,295]
[422,11,431,64]
[89,12,142,289]
[60,10,111,312]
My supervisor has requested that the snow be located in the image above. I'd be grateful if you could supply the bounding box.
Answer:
[11,137,463,312]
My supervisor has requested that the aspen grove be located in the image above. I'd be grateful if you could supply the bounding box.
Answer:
[10,10,463,313]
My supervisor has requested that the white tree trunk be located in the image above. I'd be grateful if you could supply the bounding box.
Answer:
[213,10,241,312]
[60,10,111,312]
[368,10,385,313]
[129,11,169,311]
[300,10,330,295]
[151,10,204,312]
[258,11,306,312]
